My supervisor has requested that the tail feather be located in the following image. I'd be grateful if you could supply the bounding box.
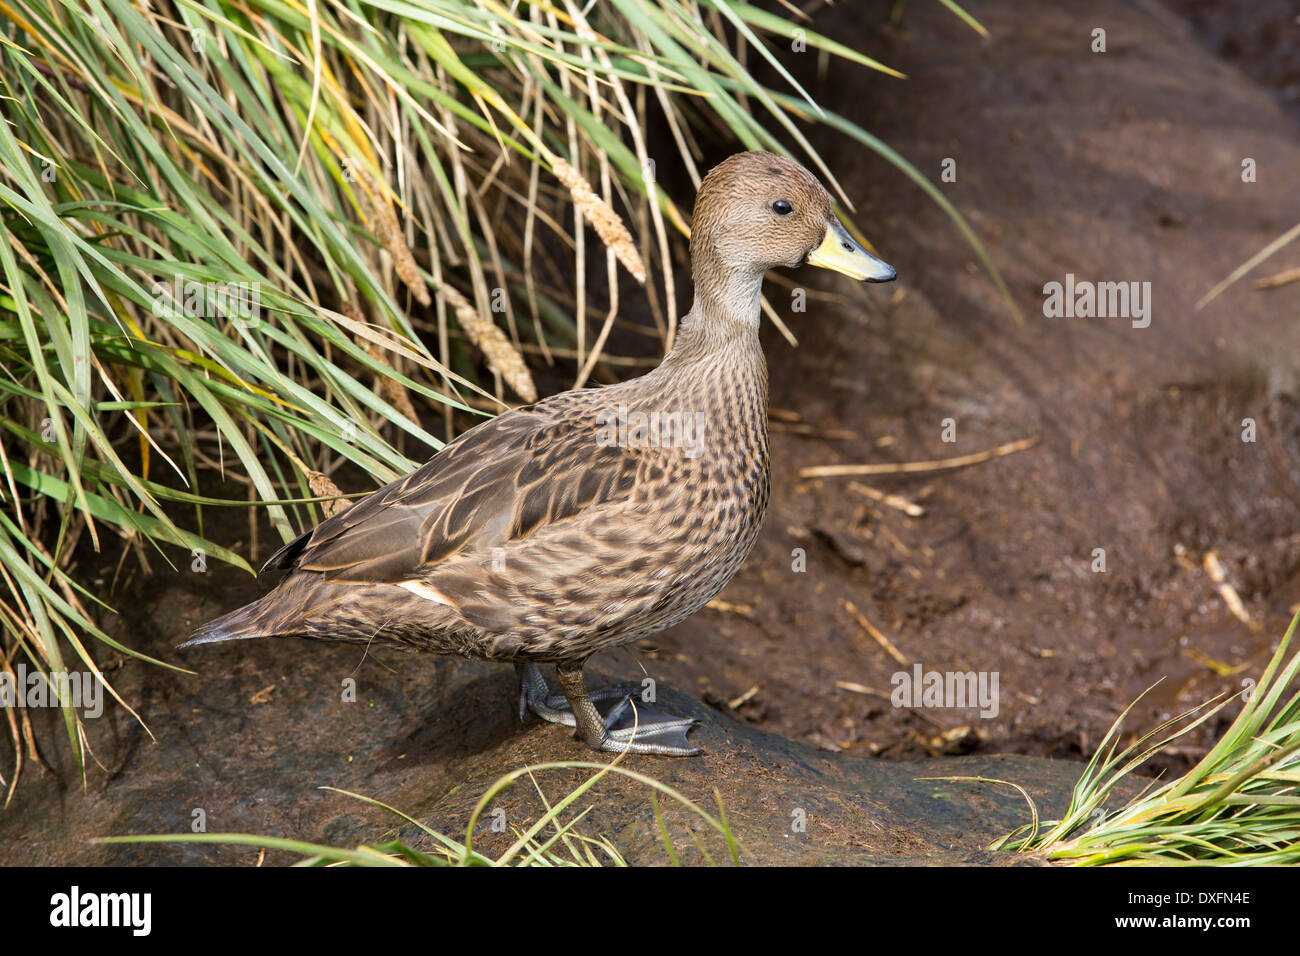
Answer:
[177,597,278,649]
[180,574,462,652]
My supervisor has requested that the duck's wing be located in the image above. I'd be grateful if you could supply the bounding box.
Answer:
[182,399,681,652]
[263,401,641,588]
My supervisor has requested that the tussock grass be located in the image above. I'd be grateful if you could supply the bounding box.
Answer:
[992,611,1300,865]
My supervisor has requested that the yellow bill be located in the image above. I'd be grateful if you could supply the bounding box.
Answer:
[807,218,896,282]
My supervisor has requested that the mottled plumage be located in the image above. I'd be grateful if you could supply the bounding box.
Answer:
[184,152,895,755]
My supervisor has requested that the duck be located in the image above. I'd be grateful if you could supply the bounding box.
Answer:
[181,151,896,755]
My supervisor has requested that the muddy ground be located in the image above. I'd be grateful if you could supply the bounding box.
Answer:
[2,0,1298,864]
[667,0,1300,770]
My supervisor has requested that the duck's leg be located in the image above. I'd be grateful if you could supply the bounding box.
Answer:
[514,663,624,724]
[514,662,700,756]
[555,661,700,756]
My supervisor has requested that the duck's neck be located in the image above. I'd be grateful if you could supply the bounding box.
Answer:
[662,260,765,366]
[643,263,769,432]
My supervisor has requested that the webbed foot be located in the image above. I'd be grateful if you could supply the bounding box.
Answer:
[514,662,700,756]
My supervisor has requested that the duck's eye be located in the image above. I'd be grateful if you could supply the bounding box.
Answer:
[771,200,793,216]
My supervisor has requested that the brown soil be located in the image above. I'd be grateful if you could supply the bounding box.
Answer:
[648,0,1300,771]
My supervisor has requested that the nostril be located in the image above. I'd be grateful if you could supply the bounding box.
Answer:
[842,241,854,251]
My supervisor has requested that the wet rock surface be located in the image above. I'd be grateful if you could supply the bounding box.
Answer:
[4,588,1078,865]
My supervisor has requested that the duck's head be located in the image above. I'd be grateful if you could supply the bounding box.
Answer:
[690,151,896,287]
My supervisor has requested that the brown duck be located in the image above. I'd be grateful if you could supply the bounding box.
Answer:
[183,151,895,755]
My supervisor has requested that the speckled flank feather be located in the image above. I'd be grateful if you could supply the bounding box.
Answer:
[186,152,845,668]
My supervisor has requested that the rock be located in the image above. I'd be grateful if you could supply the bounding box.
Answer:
[1,596,1080,865]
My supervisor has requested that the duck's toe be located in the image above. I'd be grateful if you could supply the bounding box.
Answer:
[516,663,576,726]
[600,696,701,756]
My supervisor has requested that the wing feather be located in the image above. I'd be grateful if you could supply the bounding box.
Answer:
[267,402,641,589]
